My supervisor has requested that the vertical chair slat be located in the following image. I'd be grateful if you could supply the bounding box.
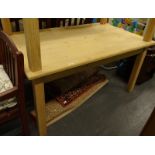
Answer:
[79,18,83,25]
[12,59,15,85]
[39,19,43,29]
[74,18,77,25]
[63,19,66,27]
[0,39,3,64]
[1,40,4,66]
[7,46,11,78]
[9,52,13,83]
[56,19,60,27]
[9,48,13,81]
[5,43,9,74]
[14,19,20,31]
[68,18,72,26]
[3,42,7,71]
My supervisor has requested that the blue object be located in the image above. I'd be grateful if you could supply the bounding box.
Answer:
[92,18,97,23]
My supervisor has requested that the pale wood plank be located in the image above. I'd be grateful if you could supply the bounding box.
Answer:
[32,80,47,136]
[23,18,42,71]
[1,18,12,35]
[31,77,109,126]
[10,23,155,80]
[127,49,147,92]
[143,18,155,41]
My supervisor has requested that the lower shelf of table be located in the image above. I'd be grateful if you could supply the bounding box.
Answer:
[31,78,109,127]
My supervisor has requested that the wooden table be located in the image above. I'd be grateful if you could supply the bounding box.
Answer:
[2,19,155,135]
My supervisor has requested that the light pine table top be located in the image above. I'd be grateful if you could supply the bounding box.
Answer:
[10,23,155,80]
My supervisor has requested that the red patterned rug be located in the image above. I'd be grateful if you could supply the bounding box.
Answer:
[56,74,106,107]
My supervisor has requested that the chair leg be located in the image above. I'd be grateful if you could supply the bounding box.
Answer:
[14,19,20,31]
[17,92,30,136]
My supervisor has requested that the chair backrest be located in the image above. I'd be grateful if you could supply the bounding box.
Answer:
[54,18,94,27]
[0,31,24,87]
[0,21,2,31]
[1,18,95,32]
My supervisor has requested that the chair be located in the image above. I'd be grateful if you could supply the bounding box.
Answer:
[10,18,22,32]
[0,30,29,135]
[55,18,94,27]
[1,18,95,32]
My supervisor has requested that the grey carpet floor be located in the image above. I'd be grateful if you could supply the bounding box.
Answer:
[1,70,155,136]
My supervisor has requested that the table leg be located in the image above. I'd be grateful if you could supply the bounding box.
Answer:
[128,49,147,92]
[32,80,47,136]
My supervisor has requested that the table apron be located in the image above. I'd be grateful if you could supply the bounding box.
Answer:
[35,48,144,84]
